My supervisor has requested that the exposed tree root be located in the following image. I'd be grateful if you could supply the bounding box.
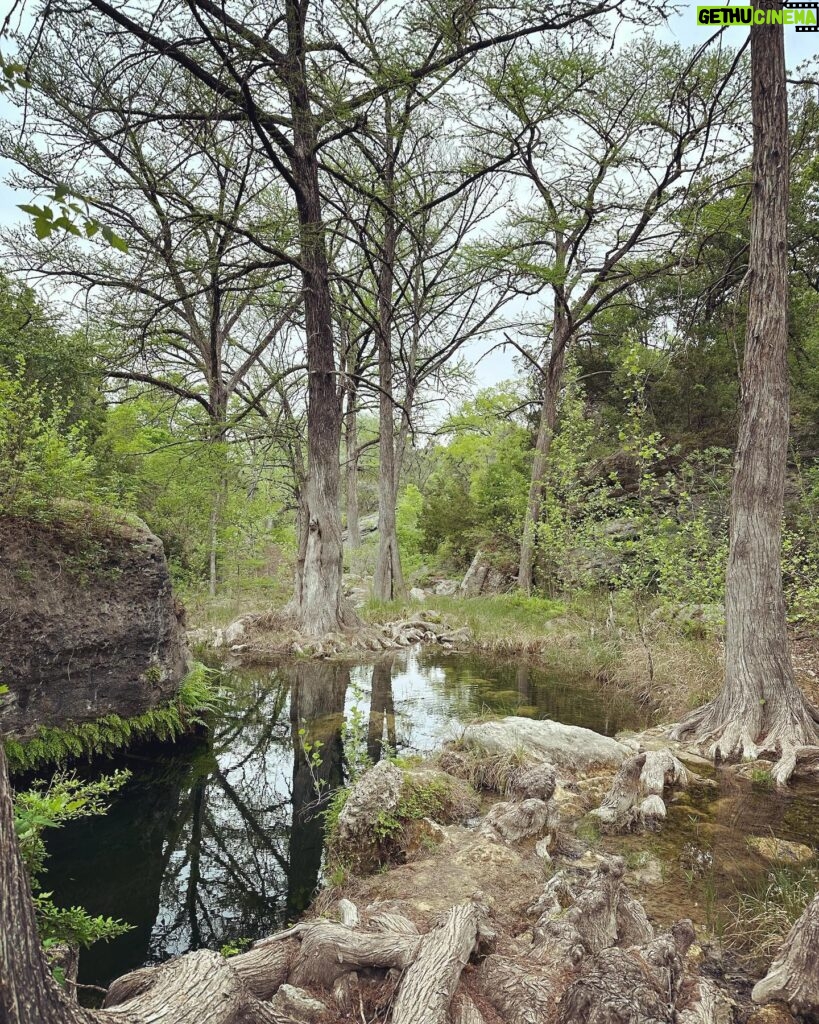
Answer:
[474,858,725,1024]
[752,891,819,1018]
[592,750,690,831]
[670,690,819,786]
[391,899,487,1024]
[3,740,746,1024]
[202,613,473,659]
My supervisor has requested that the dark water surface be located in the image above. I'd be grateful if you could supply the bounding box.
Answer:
[37,651,647,990]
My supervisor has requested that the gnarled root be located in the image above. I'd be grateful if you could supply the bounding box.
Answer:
[592,750,690,832]
[391,898,487,1024]
[670,689,819,787]
[557,920,695,1024]
[752,891,819,1017]
[102,948,289,1024]
[287,920,420,989]
[477,859,727,1024]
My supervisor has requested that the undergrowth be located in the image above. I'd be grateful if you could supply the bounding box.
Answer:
[15,769,133,950]
[5,662,222,771]
[723,866,819,970]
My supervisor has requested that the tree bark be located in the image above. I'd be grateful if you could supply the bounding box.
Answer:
[373,118,406,604]
[517,309,569,594]
[752,891,819,1017]
[0,744,88,1024]
[345,354,361,549]
[285,0,358,635]
[670,0,819,780]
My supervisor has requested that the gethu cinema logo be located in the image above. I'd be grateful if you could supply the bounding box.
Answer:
[696,4,819,28]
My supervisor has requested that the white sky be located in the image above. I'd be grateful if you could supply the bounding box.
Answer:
[1,1,818,391]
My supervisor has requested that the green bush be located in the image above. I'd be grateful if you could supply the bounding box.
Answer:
[0,364,115,520]
[14,770,132,949]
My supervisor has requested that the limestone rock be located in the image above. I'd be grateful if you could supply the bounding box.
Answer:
[508,762,557,802]
[463,717,629,773]
[433,579,459,596]
[223,617,247,646]
[747,837,814,865]
[335,760,404,850]
[0,511,189,737]
[409,587,426,601]
[482,798,553,843]
[459,550,511,597]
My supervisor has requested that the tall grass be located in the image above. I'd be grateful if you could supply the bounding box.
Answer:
[723,867,819,970]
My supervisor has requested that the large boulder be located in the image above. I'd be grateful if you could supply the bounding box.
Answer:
[0,512,189,737]
[462,717,629,773]
[459,550,512,597]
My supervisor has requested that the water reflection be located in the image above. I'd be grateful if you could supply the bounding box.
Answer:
[37,650,647,989]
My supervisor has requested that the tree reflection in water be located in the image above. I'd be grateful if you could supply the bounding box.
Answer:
[39,650,647,991]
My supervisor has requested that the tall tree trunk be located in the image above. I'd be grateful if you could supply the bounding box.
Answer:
[345,362,361,549]
[207,392,228,599]
[671,1,819,782]
[373,136,405,604]
[0,744,87,1024]
[285,0,357,635]
[517,309,569,594]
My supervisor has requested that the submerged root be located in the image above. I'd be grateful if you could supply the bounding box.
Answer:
[592,750,690,832]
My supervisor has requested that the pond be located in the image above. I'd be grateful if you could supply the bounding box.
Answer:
[29,649,819,994]
[36,649,647,991]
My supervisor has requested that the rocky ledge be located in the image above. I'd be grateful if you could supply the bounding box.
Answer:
[0,511,189,738]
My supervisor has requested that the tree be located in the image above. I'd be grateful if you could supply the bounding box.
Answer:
[36,0,672,633]
[468,36,748,591]
[670,0,819,784]
[0,22,302,596]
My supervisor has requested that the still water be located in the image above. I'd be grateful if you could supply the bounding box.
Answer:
[39,650,647,990]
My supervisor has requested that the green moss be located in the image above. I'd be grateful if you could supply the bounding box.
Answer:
[4,663,222,771]
[143,665,163,687]
[325,767,474,873]
[576,815,602,846]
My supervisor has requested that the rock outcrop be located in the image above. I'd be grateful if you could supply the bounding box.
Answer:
[462,717,630,773]
[0,512,189,737]
[459,550,512,596]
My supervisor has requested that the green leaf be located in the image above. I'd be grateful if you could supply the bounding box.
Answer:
[101,226,128,252]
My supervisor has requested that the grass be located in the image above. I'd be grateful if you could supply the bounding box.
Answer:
[440,744,536,796]
[182,580,724,721]
[723,867,819,970]
[4,663,223,771]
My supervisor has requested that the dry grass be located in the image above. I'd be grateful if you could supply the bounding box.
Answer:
[437,745,535,797]
[722,867,819,971]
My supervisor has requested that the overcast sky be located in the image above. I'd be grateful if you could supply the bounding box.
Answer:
[1,2,817,393]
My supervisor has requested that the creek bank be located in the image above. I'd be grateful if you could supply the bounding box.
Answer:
[187,611,474,659]
[62,716,819,1024]
[0,511,189,740]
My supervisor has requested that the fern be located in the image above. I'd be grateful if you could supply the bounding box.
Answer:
[5,662,223,771]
